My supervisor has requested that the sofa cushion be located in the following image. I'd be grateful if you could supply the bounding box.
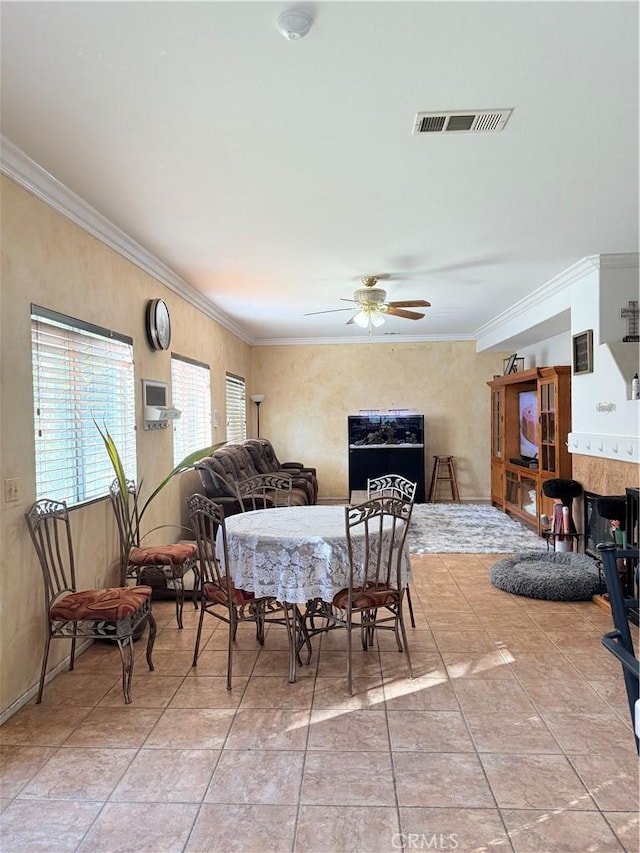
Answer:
[194,440,317,517]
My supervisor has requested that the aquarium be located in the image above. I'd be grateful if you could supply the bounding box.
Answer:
[348,412,424,448]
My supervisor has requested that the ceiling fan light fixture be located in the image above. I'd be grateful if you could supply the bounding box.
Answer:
[354,287,386,306]
[370,312,385,327]
[353,310,369,328]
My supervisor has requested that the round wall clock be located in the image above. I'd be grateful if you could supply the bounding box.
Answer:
[145,299,171,351]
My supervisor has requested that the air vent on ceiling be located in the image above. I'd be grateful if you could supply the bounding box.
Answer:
[413,109,512,135]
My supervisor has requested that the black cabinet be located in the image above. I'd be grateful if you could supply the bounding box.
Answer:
[348,413,425,502]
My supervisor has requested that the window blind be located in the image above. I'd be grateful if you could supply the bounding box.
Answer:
[171,355,212,464]
[225,373,246,443]
[31,309,136,507]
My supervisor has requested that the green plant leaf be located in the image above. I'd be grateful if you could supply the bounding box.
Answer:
[139,442,226,519]
[97,418,225,549]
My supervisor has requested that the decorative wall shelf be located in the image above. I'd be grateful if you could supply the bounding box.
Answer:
[568,432,639,464]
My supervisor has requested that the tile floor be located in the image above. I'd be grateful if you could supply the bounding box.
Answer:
[1,552,639,852]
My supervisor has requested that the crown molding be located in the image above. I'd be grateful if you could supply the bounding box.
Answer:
[0,136,252,344]
[472,256,595,341]
[252,333,476,347]
[473,252,640,343]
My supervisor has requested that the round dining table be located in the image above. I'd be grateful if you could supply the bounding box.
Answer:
[219,504,412,681]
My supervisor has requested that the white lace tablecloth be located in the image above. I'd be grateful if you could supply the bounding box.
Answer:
[220,504,411,604]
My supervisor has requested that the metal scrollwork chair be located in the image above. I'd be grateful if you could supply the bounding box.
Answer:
[109,479,198,629]
[186,494,309,688]
[234,473,295,512]
[25,499,156,705]
[597,542,640,753]
[367,474,418,628]
[306,496,414,696]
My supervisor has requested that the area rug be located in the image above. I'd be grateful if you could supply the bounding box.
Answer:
[489,551,602,600]
[408,503,547,554]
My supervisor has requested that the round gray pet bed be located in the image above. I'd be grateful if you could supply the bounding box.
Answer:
[489,551,602,601]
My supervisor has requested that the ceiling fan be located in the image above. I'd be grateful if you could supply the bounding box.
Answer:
[304,276,431,328]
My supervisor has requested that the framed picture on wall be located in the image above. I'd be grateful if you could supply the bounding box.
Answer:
[503,354,524,375]
[572,329,593,375]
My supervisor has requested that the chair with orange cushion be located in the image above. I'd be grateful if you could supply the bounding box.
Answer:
[304,495,414,696]
[109,479,198,629]
[367,474,418,627]
[186,493,292,689]
[25,499,156,704]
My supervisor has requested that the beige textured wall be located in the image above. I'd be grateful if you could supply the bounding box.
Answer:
[251,342,504,500]
[0,177,251,714]
[1,174,505,716]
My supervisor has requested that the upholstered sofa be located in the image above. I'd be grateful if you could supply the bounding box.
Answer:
[195,439,318,517]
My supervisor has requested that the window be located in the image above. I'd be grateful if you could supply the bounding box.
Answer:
[225,373,246,443]
[171,354,211,464]
[31,306,136,507]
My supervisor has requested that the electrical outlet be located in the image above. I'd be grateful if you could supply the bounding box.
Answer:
[4,478,19,503]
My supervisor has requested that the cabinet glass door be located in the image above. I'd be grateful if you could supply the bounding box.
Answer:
[539,380,556,473]
[504,470,519,507]
[491,389,503,459]
[521,475,538,519]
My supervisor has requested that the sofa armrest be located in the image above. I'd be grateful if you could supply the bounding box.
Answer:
[282,462,317,478]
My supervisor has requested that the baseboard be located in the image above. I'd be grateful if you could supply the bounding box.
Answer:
[0,639,92,725]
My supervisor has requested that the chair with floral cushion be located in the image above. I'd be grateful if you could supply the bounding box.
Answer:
[109,479,198,629]
[304,495,414,696]
[367,474,418,627]
[25,498,156,704]
[187,493,303,689]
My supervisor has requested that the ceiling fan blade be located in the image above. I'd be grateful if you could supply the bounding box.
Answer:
[346,315,356,325]
[303,307,357,316]
[384,307,425,320]
[387,299,431,308]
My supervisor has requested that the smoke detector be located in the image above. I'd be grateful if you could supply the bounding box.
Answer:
[276,10,313,40]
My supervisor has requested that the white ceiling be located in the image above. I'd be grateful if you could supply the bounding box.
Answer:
[1,1,638,346]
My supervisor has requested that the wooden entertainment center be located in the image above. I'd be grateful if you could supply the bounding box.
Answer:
[488,366,572,534]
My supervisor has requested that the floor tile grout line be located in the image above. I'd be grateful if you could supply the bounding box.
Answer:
[449,597,518,853]
[290,642,319,853]
[177,622,250,853]
[2,560,637,853]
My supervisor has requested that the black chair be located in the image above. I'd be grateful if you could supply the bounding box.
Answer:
[542,478,583,551]
[597,542,639,753]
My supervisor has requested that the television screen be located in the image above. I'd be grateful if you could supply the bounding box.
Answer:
[519,390,538,459]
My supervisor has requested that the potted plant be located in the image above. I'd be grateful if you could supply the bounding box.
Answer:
[97,422,224,586]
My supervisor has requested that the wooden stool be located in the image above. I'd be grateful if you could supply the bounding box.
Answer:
[428,455,460,502]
